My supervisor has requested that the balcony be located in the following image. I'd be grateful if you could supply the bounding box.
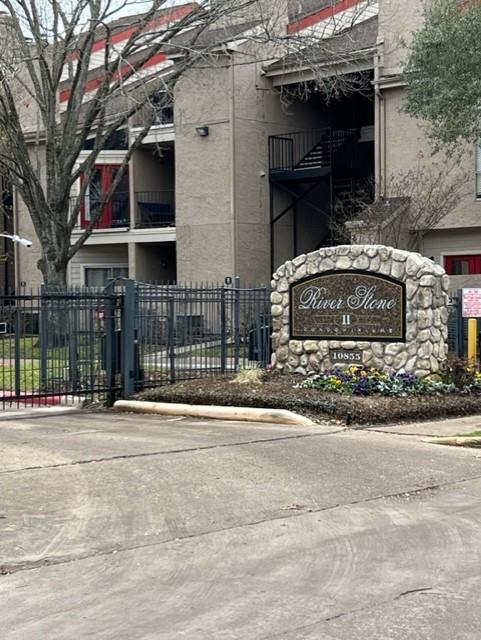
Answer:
[135,190,175,229]
[71,190,175,232]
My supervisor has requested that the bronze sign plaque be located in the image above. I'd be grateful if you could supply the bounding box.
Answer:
[290,270,406,342]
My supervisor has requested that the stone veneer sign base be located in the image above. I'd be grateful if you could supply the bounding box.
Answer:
[271,245,450,377]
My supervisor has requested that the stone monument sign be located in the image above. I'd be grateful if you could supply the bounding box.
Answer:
[271,245,450,377]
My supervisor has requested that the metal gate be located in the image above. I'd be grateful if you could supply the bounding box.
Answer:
[0,280,271,408]
[0,287,122,408]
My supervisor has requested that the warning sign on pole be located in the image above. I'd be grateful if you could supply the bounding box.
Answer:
[462,288,481,318]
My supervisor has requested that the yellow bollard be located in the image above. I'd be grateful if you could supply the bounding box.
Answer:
[468,318,478,363]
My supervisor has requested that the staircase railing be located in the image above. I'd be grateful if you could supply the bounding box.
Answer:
[269,128,331,172]
[268,127,358,173]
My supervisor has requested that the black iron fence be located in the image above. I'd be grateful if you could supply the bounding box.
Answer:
[0,280,271,409]
[0,287,122,408]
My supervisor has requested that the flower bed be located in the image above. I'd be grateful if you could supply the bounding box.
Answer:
[297,364,481,397]
[134,361,481,426]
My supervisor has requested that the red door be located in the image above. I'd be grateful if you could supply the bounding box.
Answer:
[80,165,129,229]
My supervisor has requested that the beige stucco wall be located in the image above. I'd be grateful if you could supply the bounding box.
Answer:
[174,60,233,283]
[173,39,334,284]
[133,243,176,283]
[378,0,425,75]
[132,147,175,193]
[382,87,481,231]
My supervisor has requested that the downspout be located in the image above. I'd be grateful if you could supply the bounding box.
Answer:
[229,50,237,277]
[13,186,20,289]
[374,47,386,198]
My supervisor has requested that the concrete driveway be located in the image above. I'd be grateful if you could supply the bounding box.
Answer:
[1,412,481,639]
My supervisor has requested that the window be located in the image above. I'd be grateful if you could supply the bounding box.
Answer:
[83,130,128,151]
[84,266,128,287]
[444,255,481,275]
[151,91,174,126]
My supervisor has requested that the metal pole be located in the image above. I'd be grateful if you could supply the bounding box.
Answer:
[168,297,176,384]
[69,307,79,392]
[39,284,48,387]
[14,306,21,397]
[468,318,478,363]
[220,286,226,374]
[456,290,464,357]
[122,279,136,398]
[234,276,241,372]
[104,281,117,406]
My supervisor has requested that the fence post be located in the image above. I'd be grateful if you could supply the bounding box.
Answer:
[69,307,79,392]
[167,297,176,384]
[122,279,136,398]
[104,281,117,406]
[14,306,21,397]
[262,286,271,367]
[456,290,464,357]
[220,286,226,374]
[254,291,262,368]
[233,276,241,372]
[39,284,48,387]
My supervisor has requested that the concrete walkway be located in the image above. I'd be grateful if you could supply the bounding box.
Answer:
[366,414,481,437]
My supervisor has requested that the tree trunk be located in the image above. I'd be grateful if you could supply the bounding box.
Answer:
[37,254,69,289]
[37,249,69,347]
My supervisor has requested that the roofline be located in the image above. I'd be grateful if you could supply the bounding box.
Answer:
[69,3,199,61]
[264,45,377,83]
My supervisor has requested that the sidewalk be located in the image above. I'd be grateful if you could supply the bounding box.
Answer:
[366,415,481,438]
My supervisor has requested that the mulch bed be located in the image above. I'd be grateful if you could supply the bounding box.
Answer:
[135,374,481,426]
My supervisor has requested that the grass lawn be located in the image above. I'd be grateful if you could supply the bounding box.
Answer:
[0,360,103,393]
[0,336,100,361]
[0,364,42,392]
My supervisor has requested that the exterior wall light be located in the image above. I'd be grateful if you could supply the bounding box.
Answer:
[195,126,209,137]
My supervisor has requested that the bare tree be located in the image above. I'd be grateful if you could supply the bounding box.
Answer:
[342,161,469,251]
[0,0,378,286]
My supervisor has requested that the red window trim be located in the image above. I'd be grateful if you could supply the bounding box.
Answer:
[444,254,481,276]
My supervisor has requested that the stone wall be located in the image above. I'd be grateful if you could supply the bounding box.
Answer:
[271,245,450,377]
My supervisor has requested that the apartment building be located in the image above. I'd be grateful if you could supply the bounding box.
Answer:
[10,0,481,290]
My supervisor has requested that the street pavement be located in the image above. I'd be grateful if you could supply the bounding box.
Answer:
[1,412,481,639]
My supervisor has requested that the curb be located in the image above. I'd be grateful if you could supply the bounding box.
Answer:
[113,400,316,427]
[429,436,481,448]
[0,406,84,421]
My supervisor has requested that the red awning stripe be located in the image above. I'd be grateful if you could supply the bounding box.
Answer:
[288,0,364,33]
[69,3,197,60]
[59,52,168,102]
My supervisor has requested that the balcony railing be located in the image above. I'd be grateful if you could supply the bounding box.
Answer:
[135,190,175,228]
[71,192,130,230]
[71,190,176,231]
